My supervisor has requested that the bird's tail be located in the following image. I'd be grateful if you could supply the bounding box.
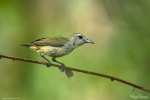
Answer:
[20,44,31,47]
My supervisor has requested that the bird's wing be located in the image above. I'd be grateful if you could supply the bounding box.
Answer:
[30,37,69,47]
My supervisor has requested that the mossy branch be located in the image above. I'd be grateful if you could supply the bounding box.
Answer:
[0,53,150,93]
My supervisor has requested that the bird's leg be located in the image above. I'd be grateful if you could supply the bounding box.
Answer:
[52,57,66,72]
[40,53,51,67]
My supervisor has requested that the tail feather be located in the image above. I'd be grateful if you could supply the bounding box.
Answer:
[20,44,31,47]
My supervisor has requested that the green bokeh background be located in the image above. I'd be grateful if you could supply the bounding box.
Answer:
[0,0,150,100]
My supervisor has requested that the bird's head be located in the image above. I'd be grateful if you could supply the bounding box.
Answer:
[69,33,94,47]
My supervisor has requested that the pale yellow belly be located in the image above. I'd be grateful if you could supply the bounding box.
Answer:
[29,46,70,57]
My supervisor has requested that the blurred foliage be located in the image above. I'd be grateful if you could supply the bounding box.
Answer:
[0,0,150,100]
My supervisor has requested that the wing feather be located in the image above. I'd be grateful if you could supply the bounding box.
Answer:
[30,37,69,47]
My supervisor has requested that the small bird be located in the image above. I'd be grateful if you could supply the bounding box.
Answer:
[21,33,94,71]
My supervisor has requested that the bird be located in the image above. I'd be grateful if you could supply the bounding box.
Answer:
[21,33,94,72]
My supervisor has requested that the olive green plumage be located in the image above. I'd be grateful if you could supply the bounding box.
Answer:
[21,33,94,71]
[22,37,69,47]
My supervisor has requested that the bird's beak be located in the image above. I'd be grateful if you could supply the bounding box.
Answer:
[84,38,94,44]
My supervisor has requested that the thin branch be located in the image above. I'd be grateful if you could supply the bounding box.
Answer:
[0,53,150,93]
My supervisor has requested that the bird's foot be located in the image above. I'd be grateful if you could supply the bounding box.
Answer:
[59,64,66,72]
[46,61,51,67]
[40,53,51,67]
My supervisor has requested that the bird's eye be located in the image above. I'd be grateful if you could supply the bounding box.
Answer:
[78,35,83,39]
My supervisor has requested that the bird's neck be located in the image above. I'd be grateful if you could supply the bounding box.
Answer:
[62,40,76,55]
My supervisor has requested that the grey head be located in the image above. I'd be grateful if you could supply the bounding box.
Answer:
[69,33,94,48]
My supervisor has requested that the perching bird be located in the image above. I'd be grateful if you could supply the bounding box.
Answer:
[21,33,94,71]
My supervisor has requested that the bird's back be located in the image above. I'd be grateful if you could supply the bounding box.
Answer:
[21,37,69,47]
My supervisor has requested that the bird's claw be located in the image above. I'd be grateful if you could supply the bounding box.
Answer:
[59,64,66,72]
[46,61,51,67]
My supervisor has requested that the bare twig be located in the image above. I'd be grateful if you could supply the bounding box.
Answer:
[0,53,150,93]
